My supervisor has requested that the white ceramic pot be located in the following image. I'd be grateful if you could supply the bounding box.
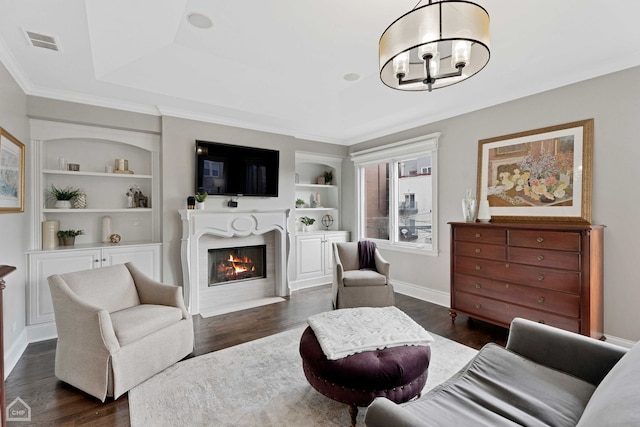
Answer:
[196,201,206,210]
[54,200,72,209]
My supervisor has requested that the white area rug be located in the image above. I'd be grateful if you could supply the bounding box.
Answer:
[129,326,478,426]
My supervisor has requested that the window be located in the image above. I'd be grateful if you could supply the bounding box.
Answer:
[352,134,439,254]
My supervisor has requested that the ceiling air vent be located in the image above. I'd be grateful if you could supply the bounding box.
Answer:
[24,30,60,52]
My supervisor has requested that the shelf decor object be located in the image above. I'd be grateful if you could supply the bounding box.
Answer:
[321,214,334,230]
[477,119,594,223]
[379,0,490,92]
[0,126,25,213]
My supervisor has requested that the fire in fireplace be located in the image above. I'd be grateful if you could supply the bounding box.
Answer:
[208,245,266,286]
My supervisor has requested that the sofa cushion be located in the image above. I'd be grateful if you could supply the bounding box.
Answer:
[343,270,387,287]
[575,341,640,427]
[398,343,596,427]
[110,304,183,346]
[60,264,140,313]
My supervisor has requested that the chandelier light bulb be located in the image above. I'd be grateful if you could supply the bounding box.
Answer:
[452,40,472,68]
[392,51,410,77]
[429,51,440,76]
[418,42,438,61]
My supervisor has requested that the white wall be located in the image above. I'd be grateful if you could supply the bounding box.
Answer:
[0,61,29,370]
[348,65,640,342]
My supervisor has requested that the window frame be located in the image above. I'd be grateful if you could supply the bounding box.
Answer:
[351,133,440,256]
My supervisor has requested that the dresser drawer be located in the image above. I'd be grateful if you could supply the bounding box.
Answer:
[509,229,581,251]
[508,247,580,271]
[454,227,506,245]
[454,273,580,318]
[454,292,580,333]
[454,256,580,293]
[455,241,506,261]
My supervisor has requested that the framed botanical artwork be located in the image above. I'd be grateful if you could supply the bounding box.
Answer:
[477,119,594,223]
[0,127,25,213]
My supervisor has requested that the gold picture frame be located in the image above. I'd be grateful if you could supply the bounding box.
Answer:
[0,127,25,213]
[477,119,594,223]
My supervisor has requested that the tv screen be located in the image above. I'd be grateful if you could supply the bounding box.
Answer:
[195,141,279,197]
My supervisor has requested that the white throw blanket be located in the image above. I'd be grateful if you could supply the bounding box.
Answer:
[307,306,434,360]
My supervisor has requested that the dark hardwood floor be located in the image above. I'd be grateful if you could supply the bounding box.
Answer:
[5,286,508,426]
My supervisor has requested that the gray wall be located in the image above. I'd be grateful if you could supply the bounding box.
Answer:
[348,65,640,342]
[0,62,29,356]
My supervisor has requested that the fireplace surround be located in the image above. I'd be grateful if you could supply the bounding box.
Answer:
[180,209,290,315]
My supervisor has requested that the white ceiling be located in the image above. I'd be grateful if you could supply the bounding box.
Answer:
[1,0,640,145]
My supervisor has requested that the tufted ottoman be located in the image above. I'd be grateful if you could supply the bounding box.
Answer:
[299,326,431,426]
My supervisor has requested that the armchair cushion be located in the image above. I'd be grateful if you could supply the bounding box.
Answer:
[110,304,184,346]
[343,270,388,287]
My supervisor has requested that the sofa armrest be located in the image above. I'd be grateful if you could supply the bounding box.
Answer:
[507,318,627,385]
[333,243,345,286]
[125,263,190,319]
[374,249,390,279]
[48,275,120,353]
[365,397,428,427]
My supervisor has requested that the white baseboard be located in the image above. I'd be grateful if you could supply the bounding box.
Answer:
[5,329,28,380]
[26,322,58,343]
[604,335,636,349]
[391,280,450,307]
[289,277,331,292]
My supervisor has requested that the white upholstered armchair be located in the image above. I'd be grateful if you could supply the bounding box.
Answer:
[332,242,395,309]
[48,262,194,401]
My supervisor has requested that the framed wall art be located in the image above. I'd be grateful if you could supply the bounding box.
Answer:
[477,119,594,223]
[0,127,25,213]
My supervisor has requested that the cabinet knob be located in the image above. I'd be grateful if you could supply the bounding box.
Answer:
[102,258,107,262]
[94,259,99,263]
[475,303,482,309]
[475,283,481,289]
[536,237,544,243]
[537,255,544,261]
[537,297,545,303]
[537,274,544,281]
[475,248,481,253]
[475,233,481,238]
[475,265,481,270]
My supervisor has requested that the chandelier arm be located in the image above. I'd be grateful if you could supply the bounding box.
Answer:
[396,64,465,91]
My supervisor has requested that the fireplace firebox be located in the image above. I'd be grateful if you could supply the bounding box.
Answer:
[208,245,266,286]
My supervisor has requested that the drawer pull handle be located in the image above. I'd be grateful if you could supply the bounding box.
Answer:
[536,237,544,243]
[538,320,546,325]
[475,233,481,238]
[475,284,481,289]
[475,303,482,309]
[475,248,481,253]
[475,265,481,270]
[537,274,544,281]
[537,297,545,303]
[537,255,544,261]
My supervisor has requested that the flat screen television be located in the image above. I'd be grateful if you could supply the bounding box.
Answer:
[195,140,279,197]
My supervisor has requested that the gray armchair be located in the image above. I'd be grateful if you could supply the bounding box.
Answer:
[48,262,194,401]
[332,242,395,309]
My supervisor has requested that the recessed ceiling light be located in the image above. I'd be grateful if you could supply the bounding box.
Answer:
[187,12,213,29]
[343,73,360,82]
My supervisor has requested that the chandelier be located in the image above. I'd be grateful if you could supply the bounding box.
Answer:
[379,0,490,91]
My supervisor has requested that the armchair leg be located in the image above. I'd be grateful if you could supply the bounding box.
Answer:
[349,404,358,427]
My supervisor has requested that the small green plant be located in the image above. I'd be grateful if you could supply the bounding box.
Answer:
[57,229,84,238]
[195,192,208,202]
[295,198,305,208]
[323,171,333,184]
[300,216,316,226]
[49,185,82,201]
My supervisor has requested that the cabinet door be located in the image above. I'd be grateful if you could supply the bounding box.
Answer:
[324,232,349,275]
[28,250,100,325]
[296,234,325,280]
[102,244,161,280]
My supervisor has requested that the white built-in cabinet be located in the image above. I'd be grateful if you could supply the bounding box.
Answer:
[26,119,162,337]
[291,152,349,290]
[27,243,161,325]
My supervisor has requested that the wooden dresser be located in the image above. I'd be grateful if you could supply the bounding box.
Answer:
[449,222,604,339]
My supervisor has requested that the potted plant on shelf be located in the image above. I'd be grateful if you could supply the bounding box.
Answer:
[323,171,333,185]
[57,229,84,246]
[300,216,316,232]
[295,198,305,208]
[49,185,82,209]
[195,192,208,210]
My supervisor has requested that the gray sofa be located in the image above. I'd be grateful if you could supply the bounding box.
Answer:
[366,318,640,426]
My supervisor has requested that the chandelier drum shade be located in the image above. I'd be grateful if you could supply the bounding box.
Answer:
[379,0,490,91]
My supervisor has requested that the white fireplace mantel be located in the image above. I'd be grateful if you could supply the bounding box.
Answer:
[179,209,291,314]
